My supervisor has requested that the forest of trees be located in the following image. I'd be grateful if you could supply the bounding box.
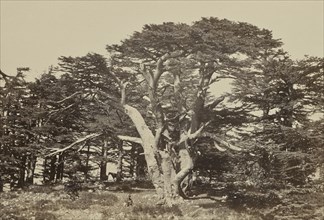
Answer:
[1,17,323,205]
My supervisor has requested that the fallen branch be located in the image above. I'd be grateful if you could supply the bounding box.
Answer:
[46,133,102,157]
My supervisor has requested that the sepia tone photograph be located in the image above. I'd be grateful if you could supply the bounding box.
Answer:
[0,0,323,219]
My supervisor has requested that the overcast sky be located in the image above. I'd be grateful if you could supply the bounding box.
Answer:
[1,1,323,81]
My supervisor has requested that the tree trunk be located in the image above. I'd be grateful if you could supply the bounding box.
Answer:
[123,104,164,198]
[26,155,36,185]
[171,71,197,198]
[49,156,57,182]
[129,144,136,178]
[116,140,124,182]
[173,146,194,198]
[160,150,175,205]
[100,139,108,181]
[56,154,64,182]
[43,158,48,183]
[84,145,91,182]
[0,176,3,192]
[10,174,15,189]
[17,155,27,188]
[136,147,147,180]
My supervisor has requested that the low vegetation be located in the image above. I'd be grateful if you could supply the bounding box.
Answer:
[1,182,323,220]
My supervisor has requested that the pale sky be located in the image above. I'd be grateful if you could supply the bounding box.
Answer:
[1,1,323,81]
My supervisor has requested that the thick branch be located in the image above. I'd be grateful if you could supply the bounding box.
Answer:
[123,104,155,145]
[153,51,185,87]
[140,63,153,87]
[177,122,210,145]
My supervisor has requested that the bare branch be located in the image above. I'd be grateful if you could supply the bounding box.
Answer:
[120,81,129,105]
[77,141,88,152]
[109,71,122,87]
[0,70,14,84]
[203,132,243,151]
[46,133,102,157]
[140,63,153,86]
[214,142,227,152]
[117,135,143,145]
[51,91,82,104]
[45,103,76,124]
[205,96,225,109]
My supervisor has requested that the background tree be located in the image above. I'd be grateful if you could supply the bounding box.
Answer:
[0,68,39,189]
[230,54,324,186]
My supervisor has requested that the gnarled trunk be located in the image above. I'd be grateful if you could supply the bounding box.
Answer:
[173,147,194,198]
[123,105,164,198]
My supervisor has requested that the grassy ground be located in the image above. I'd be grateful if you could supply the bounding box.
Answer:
[0,183,323,220]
